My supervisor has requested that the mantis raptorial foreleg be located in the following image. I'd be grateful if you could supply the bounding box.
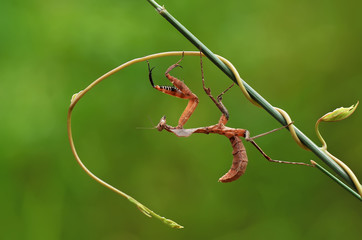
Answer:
[148,53,198,128]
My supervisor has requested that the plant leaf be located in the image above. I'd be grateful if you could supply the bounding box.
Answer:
[319,101,359,122]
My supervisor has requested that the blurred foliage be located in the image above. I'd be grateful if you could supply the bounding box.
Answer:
[1,0,361,239]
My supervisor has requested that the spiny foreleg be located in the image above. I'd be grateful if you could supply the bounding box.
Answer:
[148,55,198,128]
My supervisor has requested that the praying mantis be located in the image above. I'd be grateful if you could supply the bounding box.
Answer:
[148,53,312,182]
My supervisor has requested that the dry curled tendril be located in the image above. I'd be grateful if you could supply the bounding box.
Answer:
[68,51,361,229]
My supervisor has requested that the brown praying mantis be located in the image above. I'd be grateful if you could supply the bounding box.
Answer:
[148,53,313,182]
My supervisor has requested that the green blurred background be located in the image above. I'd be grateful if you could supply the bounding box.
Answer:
[1,0,361,239]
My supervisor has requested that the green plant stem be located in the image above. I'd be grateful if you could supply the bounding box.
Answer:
[146,0,357,192]
[311,161,362,200]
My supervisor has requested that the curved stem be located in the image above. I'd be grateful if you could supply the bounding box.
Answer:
[315,119,327,150]
[67,52,196,229]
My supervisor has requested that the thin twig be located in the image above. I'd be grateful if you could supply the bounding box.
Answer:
[146,0,361,199]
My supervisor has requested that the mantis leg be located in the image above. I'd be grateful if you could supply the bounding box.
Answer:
[199,53,234,125]
[148,56,198,128]
[244,131,314,167]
